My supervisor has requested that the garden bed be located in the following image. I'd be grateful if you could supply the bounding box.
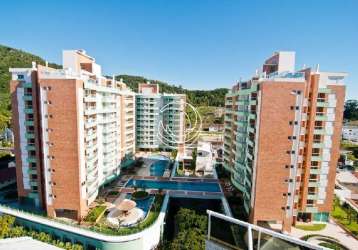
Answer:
[131,190,149,200]
[331,199,358,237]
[84,205,107,223]
[295,223,326,231]
[90,194,164,235]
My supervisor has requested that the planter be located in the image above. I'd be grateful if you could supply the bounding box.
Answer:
[131,191,149,200]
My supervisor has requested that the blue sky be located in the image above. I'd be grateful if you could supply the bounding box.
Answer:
[0,0,357,99]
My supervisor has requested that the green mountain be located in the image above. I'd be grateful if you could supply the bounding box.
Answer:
[0,44,227,131]
[116,74,228,107]
[0,45,60,130]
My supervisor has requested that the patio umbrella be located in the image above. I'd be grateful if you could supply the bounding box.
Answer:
[116,199,136,213]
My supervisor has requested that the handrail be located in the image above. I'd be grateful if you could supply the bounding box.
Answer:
[206,210,323,250]
[0,195,169,243]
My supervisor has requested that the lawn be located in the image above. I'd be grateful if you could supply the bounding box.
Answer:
[295,223,326,231]
[84,205,107,223]
[331,200,358,237]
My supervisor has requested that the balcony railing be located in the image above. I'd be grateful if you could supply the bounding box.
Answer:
[206,210,321,250]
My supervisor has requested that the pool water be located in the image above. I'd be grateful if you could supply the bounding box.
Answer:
[126,179,221,192]
[150,160,169,176]
[126,194,155,217]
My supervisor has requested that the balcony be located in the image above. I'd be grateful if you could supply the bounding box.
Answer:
[308,181,319,188]
[313,127,325,135]
[27,157,37,163]
[24,108,34,114]
[26,144,36,151]
[25,120,34,126]
[315,112,327,121]
[307,193,318,200]
[84,107,97,116]
[311,156,322,162]
[84,95,96,102]
[23,95,33,101]
[206,210,320,250]
[25,133,35,139]
[85,119,97,129]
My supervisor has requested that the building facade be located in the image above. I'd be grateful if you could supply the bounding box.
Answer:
[135,83,185,151]
[10,50,135,220]
[224,51,345,232]
[342,125,358,142]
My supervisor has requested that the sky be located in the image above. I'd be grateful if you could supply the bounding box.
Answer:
[0,0,357,99]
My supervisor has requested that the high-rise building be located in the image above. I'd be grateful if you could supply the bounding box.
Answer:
[10,50,135,220]
[223,51,346,232]
[135,82,186,151]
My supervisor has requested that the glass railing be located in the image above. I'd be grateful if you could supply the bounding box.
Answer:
[206,210,321,250]
[266,71,305,80]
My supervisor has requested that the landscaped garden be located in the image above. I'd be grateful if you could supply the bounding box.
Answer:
[164,208,207,250]
[331,198,358,237]
[89,194,164,235]
[84,205,107,223]
[301,234,349,250]
[295,223,326,231]
[0,214,83,249]
[131,190,149,200]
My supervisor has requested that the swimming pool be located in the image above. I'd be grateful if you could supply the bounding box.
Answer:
[150,160,169,176]
[126,194,155,217]
[126,179,221,192]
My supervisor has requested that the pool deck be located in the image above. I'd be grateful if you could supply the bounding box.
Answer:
[122,175,219,183]
[118,188,223,199]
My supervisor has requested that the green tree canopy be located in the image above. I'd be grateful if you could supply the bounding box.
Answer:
[344,99,358,121]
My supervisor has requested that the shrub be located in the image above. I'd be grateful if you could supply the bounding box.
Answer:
[0,215,83,249]
[131,191,149,200]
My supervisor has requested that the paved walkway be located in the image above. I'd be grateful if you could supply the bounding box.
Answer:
[290,219,358,250]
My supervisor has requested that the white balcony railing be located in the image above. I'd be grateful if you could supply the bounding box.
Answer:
[206,210,322,250]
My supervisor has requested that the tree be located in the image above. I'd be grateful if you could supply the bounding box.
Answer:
[171,149,178,160]
[169,208,208,250]
[170,229,205,250]
[191,148,197,170]
[344,100,358,121]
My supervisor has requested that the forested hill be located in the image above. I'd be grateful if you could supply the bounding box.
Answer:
[0,44,227,131]
[0,45,61,130]
[116,74,228,107]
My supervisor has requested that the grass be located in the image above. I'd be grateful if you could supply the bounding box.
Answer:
[295,223,326,231]
[331,201,358,237]
[84,205,106,223]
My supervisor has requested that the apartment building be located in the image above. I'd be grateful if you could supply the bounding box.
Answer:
[136,82,186,151]
[224,51,345,232]
[10,50,135,220]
